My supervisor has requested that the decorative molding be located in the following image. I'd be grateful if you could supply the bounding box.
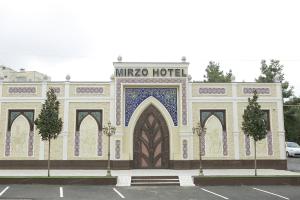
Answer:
[115,140,121,159]
[182,139,188,159]
[125,88,177,126]
[8,87,36,94]
[243,87,270,94]
[199,87,226,94]
[116,78,187,126]
[76,87,104,94]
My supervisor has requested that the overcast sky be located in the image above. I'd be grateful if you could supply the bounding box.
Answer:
[0,0,300,95]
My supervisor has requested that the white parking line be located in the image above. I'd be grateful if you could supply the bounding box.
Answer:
[59,187,64,198]
[113,187,125,199]
[253,187,289,200]
[200,188,229,199]
[0,186,10,197]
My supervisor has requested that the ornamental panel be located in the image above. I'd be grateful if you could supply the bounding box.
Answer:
[74,110,103,156]
[5,110,35,157]
[8,87,36,94]
[76,87,104,94]
[125,88,177,126]
[116,78,187,126]
[199,87,226,94]
[243,87,270,94]
[200,110,227,156]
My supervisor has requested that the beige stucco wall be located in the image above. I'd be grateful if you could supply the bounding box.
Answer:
[69,83,110,97]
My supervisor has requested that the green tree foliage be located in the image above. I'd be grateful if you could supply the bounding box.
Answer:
[284,97,300,144]
[34,88,63,177]
[242,91,268,176]
[204,61,233,82]
[256,59,293,99]
[256,59,299,143]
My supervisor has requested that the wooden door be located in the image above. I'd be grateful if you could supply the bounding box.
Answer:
[133,105,169,169]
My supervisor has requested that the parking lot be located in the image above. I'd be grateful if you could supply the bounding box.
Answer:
[0,184,299,200]
[287,157,300,172]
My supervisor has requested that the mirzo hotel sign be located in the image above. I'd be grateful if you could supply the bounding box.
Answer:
[115,68,187,77]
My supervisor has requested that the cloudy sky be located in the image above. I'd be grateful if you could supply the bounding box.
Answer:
[0,0,300,95]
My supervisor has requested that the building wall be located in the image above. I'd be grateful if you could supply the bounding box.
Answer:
[0,76,286,166]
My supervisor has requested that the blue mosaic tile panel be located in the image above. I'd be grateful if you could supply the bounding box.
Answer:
[125,88,177,126]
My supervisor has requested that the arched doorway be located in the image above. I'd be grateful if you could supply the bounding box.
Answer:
[133,105,170,169]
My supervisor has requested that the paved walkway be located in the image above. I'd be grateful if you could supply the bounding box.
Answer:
[1,169,299,186]
[0,169,299,177]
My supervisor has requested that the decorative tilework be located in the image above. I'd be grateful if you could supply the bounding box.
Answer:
[115,140,121,159]
[200,110,227,156]
[125,88,177,126]
[199,87,226,94]
[5,110,35,157]
[8,87,36,94]
[201,133,205,156]
[115,78,187,126]
[267,131,273,155]
[245,135,251,156]
[74,110,102,156]
[76,87,103,94]
[182,139,188,159]
[243,87,270,94]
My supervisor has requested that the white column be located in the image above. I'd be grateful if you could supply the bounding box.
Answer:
[187,81,194,159]
[232,83,240,159]
[276,83,285,159]
[63,82,70,160]
[39,81,47,160]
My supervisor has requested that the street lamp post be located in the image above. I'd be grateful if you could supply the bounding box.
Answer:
[193,122,206,176]
[103,121,116,176]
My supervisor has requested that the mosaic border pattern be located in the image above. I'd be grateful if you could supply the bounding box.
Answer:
[76,87,104,94]
[182,139,188,159]
[199,87,226,94]
[116,78,187,126]
[115,140,121,159]
[8,87,36,94]
[125,88,177,126]
[243,87,270,94]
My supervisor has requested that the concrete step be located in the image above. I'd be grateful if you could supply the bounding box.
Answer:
[131,176,180,186]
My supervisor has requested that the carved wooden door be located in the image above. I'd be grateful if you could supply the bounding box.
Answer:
[133,105,169,169]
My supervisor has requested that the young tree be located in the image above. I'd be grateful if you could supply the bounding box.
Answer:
[242,91,268,176]
[203,61,233,82]
[35,88,63,177]
[284,97,300,144]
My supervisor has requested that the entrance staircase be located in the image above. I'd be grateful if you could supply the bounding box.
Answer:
[131,176,180,186]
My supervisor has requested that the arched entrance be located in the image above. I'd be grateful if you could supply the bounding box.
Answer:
[133,105,170,169]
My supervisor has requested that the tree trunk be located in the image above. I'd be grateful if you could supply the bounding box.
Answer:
[48,139,51,177]
[254,140,257,176]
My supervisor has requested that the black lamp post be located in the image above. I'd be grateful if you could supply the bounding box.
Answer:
[193,122,206,176]
[103,121,116,176]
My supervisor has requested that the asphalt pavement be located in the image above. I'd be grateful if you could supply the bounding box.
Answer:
[0,184,299,200]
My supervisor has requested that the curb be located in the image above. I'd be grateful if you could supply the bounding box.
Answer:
[0,177,117,185]
[193,176,300,185]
